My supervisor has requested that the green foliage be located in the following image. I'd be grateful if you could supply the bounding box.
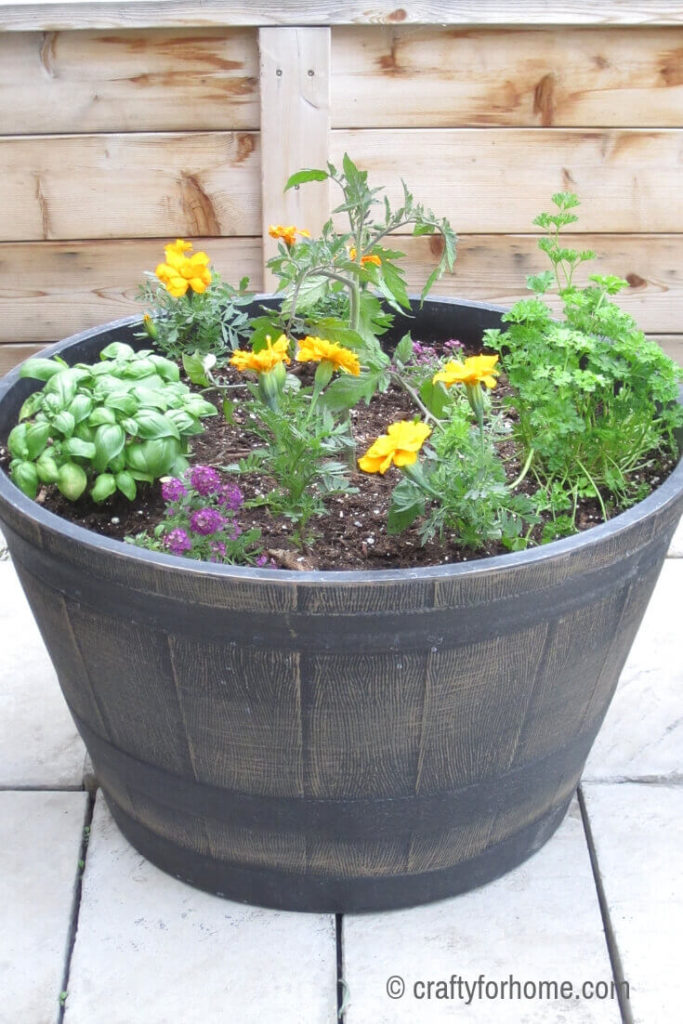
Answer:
[388,403,537,550]
[267,153,457,376]
[129,469,263,564]
[228,382,356,548]
[484,192,683,531]
[9,343,216,502]
[140,271,253,361]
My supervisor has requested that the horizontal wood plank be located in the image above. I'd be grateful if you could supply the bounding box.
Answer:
[646,334,683,365]
[0,238,262,343]
[0,29,259,134]
[0,234,679,346]
[0,132,261,241]
[0,344,45,375]
[332,25,683,128]
[330,128,683,233]
[399,233,683,334]
[3,128,681,242]
[2,2,683,33]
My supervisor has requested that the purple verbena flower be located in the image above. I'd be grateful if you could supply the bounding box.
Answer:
[164,528,192,555]
[189,507,225,536]
[161,477,187,503]
[218,483,243,511]
[444,338,463,350]
[189,465,222,496]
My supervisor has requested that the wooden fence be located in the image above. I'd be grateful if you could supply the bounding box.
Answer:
[1,2,682,372]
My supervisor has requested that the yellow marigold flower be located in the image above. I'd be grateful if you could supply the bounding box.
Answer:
[230,334,291,374]
[433,354,500,390]
[358,420,432,475]
[155,243,212,298]
[297,336,360,376]
[268,224,311,248]
[349,247,382,267]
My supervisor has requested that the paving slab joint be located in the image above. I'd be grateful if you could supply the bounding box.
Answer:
[577,784,635,1024]
[57,790,96,1024]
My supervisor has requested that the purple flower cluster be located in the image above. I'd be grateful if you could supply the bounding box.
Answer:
[189,465,222,496]
[218,482,243,511]
[155,464,261,566]
[189,507,225,536]
[164,528,192,555]
[412,338,463,366]
[161,477,187,502]
[411,340,437,365]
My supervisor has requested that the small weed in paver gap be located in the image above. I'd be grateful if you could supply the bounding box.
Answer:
[59,991,68,1007]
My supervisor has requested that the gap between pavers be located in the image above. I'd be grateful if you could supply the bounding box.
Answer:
[583,558,683,783]
[0,789,88,1024]
[62,793,338,1024]
[341,797,619,1023]
[581,782,683,1024]
[0,559,86,788]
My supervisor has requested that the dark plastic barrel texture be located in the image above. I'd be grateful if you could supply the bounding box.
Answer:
[0,299,681,912]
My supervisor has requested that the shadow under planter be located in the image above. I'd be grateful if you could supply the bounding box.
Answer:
[0,299,681,912]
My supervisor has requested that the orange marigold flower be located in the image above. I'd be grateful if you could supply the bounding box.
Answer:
[155,240,212,298]
[349,247,382,267]
[165,238,193,258]
[296,336,360,376]
[230,334,291,374]
[432,354,499,390]
[358,420,432,475]
[268,224,311,248]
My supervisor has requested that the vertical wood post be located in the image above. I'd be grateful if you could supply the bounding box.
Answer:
[259,27,331,290]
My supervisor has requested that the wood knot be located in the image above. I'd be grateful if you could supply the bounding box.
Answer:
[429,235,445,259]
[235,133,256,164]
[533,73,556,127]
[626,273,647,289]
[387,8,408,21]
[659,51,683,87]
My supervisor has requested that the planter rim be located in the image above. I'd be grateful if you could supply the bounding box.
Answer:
[1,303,682,587]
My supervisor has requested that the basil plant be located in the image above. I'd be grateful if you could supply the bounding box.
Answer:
[8,341,216,502]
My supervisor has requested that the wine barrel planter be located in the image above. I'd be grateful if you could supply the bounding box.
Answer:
[1,298,681,913]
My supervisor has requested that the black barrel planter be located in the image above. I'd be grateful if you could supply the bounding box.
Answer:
[0,298,681,913]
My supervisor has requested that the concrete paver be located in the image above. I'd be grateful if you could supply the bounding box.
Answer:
[583,559,683,782]
[63,794,338,1024]
[582,782,683,1024]
[0,560,85,787]
[342,798,619,1023]
[668,514,683,556]
[0,790,87,1024]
